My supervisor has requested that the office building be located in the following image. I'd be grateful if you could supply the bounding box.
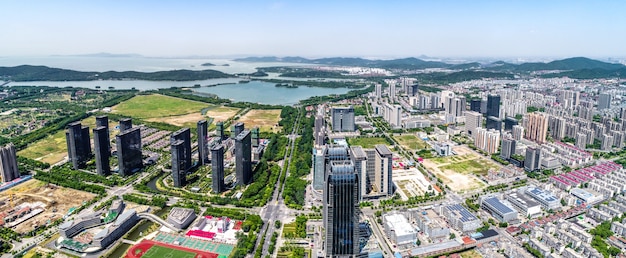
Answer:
[211,145,225,193]
[197,120,208,165]
[93,126,110,176]
[524,113,549,143]
[598,93,612,110]
[119,118,132,132]
[480,196,518,223]
[524,147,541,172]
[171,140,186,187]
[95,115,110,151]
[216,121,225,142]
[504,117,518,131]
[66,122,91,170]
[470,99,482,112]
[171,128,192,171]
[512,125,524,141]
[486,116,502,131]
[116,127,142,176]
[323,160,361,257]
[351,146,368,199]
[500,138,516,160]
[0,143,19,183]
[475,128,500,154]
[408,84,419,97]
[374,144,393,196]
[331,106,356,132]
[234,122,245,138]
[251,127,260,147]
[314,115,325,146]
[312,147,326,191]
[235,130,252,185]
[487,94,501,118]
[464,111,482,137]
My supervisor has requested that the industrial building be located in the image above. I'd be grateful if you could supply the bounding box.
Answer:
[197,120,208,165]
[525,186,561,210]
[116,127,143,176]
[66,122,92,169]
[440,204,481,232]
[0,143,20,183]
[211,145,225,193]
[480,196,519,223]
[413,209,450,240]
[383,213,417,246]
[235,130,252,185]
[167,207,197,229]
[331,106,356,132]
[323,159,361,256]
[505,191,542,218]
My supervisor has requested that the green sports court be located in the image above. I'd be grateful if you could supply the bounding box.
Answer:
[151,232,233,258]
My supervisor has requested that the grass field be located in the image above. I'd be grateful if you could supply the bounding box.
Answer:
[282,222,297,237]
[347,137,390,149]
[422,150,498,193]
[112,94,211,119]
[236,109,281,132]
[393,134,428,150]
[141,245,197,258]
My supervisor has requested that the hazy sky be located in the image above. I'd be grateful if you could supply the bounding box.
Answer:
[2,0,625,58]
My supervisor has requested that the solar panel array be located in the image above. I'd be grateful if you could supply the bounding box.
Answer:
[483,197,515,215]
[446,204,478,223]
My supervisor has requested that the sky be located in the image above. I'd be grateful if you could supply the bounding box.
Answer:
[1,0,625,58]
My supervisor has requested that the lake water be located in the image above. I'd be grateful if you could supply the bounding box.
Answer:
[1,56,360,104]
[193,81,357,105]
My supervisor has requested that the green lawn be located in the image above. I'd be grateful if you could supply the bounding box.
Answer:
[394,134,428,150]
[112,94,212,119]
[439,158,499,176]
[142,245,197,258]
[282,222,297,237]
[347,137,390,149]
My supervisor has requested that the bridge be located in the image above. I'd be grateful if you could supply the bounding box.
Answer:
[137,212,181,232]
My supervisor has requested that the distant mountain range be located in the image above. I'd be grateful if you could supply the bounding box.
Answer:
[0,65,231,81]
[234,56,626,75]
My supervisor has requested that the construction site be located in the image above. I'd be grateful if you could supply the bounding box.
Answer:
[0,179,96,233]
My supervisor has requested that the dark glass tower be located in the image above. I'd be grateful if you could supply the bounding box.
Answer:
[487,94,501,118]
[324,160,360,256]
[216,121,225,142]
[96,116,110,151]
[171,139,186,187]
[235,130,252,185]
[119,118,133,133]
[251,127,260,147]
[197,120,208,165]
[470,99,482,112]
[116,127,142,176]
[171,128,192,171]
[211,145,225,193]
[66,122,91,169]
[234,122,245,138]
[93,126,110,176]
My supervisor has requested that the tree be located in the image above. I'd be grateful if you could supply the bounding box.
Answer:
[274,220,281,229]
[449,233,456,239]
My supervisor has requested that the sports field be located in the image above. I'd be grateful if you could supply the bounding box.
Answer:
[151,232,233,257]
[126,240,221,258]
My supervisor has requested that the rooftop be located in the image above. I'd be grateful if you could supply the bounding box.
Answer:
[168,207,196,224]
[482,196,516,215]
[384,213,416,236]
[525,186,558,203]
[445,204,479,223]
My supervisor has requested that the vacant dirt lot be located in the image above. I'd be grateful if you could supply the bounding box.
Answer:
[0,180,96,233]
[236,109,281,133]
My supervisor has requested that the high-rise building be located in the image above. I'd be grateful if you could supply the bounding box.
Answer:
[408,84,419,97]
[171,128,192,171]
[235,130,252,185]
[598,93,612,110]
[119,118,132,132]
[486,116,502,131]
[251,127,260,147]
[95,115,110,151]
[576,133,588,149]
[234,122,245,138]
[500,138,516,160]
[312,147,326,191]
[314,115,325,146]
[487,94,501,118]
[440,90,454,112]
[453,97,467,117]
[93,126,110,176]
[171,140,186,187]
[601,134,614,151]
[351,146,368,199]
[504,117,518,131]
[211,145,225,193]
[197,120,208,165]
[524,113,549,143]
[66,122,91,169]
[323,160,361,257]
[465,111,482,137]
[430,94,441,109]
[512,125,524,141]
[475,128,501,154]
[470,99,482,112]
[388,104,402,127]
[331,106,355,132]
[524,147,541,172]
[375,83,382,99]
[548,116,566,141]
[116,127,142,176]
[0,143,19,182]
[389,81,396,101]
[216,121,225,142]
[374,144,393,196]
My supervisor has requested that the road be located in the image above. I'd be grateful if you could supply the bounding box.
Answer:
[255,108,302,256]
[367,214,394,256]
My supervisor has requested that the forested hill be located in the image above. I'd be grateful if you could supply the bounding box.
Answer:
[0,65,232,81]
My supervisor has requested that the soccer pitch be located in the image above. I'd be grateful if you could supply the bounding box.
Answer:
[141,245,198,258]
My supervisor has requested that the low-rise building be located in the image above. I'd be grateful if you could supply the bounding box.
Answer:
[506,191,542,218]
[93,210,139,248]
[525,186,561,210]
[59,212,102,238]
[439,204,481,232]
[383,212,417,246]
[480,196,518,223]
[414,209,449,240]
[167,207,197,229]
